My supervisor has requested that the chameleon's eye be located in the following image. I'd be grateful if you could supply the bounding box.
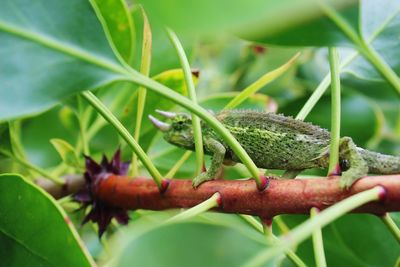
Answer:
[178,121,184,125]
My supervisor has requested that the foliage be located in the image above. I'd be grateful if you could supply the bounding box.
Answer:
[0,0,399,266]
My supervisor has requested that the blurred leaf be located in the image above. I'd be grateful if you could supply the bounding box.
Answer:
[113,214,271,267]
[138,0,355,42]
[93,0,135,63]
[0,173,94,266]
[50,138,81,169]
[0,0,124,121]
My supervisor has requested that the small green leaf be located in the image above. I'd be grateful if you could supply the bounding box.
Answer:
[50,138,81,169]
[0,173,94,266]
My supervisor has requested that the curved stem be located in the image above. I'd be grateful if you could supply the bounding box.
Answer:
[310,208,327,267]
[81,91,164,189]
[167,192,221,223]
[243,186,384,267]
[131,7,152,177]
[328,47,341,174]
[166,28,204,176]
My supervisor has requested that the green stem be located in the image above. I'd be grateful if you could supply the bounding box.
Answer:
[123,71,262,188]
[320,1,400,95]
[81,91,163,188]
[310,208,327,267]
[242,186,384,267]
[0,149,64,185]
[77,95,90,155]
[131,7,152,177]
[240,215,306,267]
[164,151,192,178]
[167,192,220,223]
[328,48,341,174]
[381,213,400,244]
[224,53,300,109]
[166,28,204,176]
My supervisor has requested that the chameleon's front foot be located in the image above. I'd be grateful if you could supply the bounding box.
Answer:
[192,172,214,188]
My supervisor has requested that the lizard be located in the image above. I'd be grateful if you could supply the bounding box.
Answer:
[149,109,400,189]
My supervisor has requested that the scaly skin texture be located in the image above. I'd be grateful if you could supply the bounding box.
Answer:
[152,110,400,188]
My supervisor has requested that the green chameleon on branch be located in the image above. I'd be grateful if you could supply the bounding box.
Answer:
[149,109,400,188]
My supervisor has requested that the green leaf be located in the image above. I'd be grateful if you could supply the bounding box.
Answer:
[113,214,271,267]
[245,3,359,47]
[0,0,126,121]
[93,0,135,63]
[50,138,81,169]
[137,0,356,42]
[342,0,400,81]
[0,173,94,266]
[281,214,400,267]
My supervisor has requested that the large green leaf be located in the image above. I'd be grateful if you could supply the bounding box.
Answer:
[112,213,272,267]
[0,173,94,266]
[137,0,355,42]
[0,0,125,121]
[342,0,400,81]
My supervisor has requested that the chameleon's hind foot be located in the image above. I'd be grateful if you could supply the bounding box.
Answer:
[192,172,214,188]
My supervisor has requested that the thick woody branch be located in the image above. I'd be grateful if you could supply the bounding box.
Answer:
[38,174,400,216]
[98,175,400,216]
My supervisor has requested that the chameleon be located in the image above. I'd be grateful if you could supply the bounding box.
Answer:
[149,109,400,188]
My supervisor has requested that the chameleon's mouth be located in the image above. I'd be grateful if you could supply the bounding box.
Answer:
[148,115,171,132]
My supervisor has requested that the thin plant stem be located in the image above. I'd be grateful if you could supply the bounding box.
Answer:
[242,186,384,267]
[131,7,152,177]
[328,47,341,174]
[81,91,164,189]
[224,52,300,109]
[381,213,400,244]
[295,75,330,121]
[77,95,90,155]
[167,192,221,223]
[123,72,263,188]
[240,215,306,267]
[310,207,327,267]
[166,28,204,176]
[320,1,400,94]
[164,151,192,178]
[0,149,64,185]
[274,216,290,234]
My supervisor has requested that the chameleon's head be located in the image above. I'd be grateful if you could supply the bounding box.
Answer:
[149,110,195,150]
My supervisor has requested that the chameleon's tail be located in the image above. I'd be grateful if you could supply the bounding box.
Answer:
[358,148,400,174]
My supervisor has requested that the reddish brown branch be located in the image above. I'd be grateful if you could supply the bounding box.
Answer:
[38,174,400,216]
[95,175,400,217]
